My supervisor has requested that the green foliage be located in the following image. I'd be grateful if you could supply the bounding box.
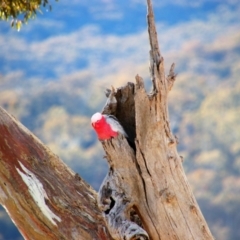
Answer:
[0,0,55,30]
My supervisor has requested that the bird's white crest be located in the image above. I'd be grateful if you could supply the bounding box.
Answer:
[91,112,103,123]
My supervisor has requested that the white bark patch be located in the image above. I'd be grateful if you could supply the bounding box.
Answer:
[16,161,61,225]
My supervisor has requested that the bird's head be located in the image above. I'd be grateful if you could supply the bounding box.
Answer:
[91,112,103,128]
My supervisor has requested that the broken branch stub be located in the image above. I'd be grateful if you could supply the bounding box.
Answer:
[98,75,213,240]
[97,0,214,238]
[102,82,136,147]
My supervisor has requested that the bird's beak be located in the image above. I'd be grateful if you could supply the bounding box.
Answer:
[92,123,95,127]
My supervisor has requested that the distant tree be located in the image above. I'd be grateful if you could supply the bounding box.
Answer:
[0,0,215,239]
[0,0,55,30]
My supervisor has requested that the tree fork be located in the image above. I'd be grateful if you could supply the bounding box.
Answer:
[97,0,214,239]
[0,0,214,239]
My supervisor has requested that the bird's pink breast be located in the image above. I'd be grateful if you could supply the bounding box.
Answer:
[93,118,118,140]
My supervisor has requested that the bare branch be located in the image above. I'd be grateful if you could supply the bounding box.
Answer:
[97,1,215,239]
[147,0,161,66]
[0,1,215,239]
[0,107,112,240]
[147,1,169,99]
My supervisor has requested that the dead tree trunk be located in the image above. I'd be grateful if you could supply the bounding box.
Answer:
[97,1,214,240]
[0,0,214,240]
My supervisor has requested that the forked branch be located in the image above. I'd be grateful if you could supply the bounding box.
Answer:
[97,1,214,240]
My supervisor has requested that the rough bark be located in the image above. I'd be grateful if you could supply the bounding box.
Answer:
[97,1,215,240]
[0,107,112,240]
[0,0,215,239]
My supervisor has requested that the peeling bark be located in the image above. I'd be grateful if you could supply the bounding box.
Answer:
[0,107,112,240]
[0,0,214,239]
[97,1,215,240]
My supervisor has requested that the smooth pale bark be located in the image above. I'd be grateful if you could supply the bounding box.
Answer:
[0,107,112,240]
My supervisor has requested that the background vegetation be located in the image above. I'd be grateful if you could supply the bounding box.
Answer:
[0,0,240,239]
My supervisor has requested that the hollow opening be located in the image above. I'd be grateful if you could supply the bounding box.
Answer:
[104,197,115,214]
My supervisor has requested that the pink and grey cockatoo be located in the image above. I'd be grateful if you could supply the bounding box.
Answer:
[91,112,127,140]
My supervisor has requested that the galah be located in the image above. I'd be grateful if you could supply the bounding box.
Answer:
[91,112,127,140]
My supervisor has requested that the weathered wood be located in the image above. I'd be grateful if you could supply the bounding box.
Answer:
[0,0,215,239]
[0,107,112,240]
[97,0,214,239]
[102,83,136,146]
[167,63,176,91]
[99,136,148,240]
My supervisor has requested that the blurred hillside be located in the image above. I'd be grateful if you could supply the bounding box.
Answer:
[0,0,240,239]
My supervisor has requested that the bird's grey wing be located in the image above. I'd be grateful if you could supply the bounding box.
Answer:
[104,115,128,137]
